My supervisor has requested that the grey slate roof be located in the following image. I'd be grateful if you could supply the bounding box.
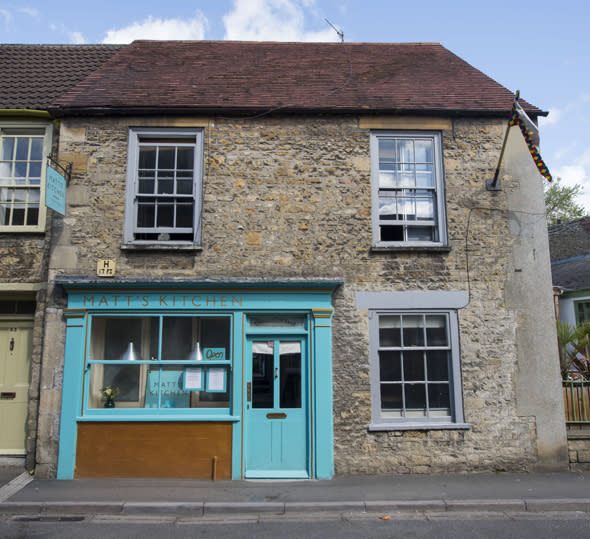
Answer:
[51,40,543,117]
[552,255,590,290]
[0,44,123,110]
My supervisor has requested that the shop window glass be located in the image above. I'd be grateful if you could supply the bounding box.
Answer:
[86,315,231,411]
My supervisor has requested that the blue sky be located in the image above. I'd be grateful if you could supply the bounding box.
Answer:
[2,0,589,210]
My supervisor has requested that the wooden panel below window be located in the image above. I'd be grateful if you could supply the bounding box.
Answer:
[75,422,232,479]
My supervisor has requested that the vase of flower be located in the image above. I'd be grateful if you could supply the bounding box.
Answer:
[102,385,119,408]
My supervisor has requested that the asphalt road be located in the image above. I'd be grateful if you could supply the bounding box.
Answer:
[1,512,590,539]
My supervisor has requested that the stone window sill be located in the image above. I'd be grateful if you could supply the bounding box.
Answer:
[368,422,471,432]
[121,243,203,252]
[371,245,451,254]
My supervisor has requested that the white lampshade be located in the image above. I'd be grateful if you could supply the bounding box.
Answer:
[121,341,142,362]
[188,341,203,362]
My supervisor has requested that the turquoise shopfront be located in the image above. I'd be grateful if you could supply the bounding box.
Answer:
[56,280,340,480]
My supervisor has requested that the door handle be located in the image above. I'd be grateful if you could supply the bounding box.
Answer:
[9,338,14,352]
[247,382,251,402]
[275,367,278,379]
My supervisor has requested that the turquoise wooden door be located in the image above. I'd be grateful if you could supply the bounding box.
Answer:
[244,337,309,478]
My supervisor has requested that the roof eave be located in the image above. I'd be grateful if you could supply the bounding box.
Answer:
[49,105,546,119]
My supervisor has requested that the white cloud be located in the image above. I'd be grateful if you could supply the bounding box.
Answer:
[101,13,208,44]
[539,108,561,127]
[69,31,87,44]
[18,7,39,18]
[0,9,12,26]
[553,163,590,213]
[223,0,338,42]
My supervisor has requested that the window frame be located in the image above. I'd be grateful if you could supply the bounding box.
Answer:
[0,122,52,232]
[123,127,204,247]
[575,299,590,325]
[82,312,232,417]
[358,291,469,431]
[370,130,447,249]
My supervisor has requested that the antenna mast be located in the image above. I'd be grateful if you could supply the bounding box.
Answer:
[325,18,344,43]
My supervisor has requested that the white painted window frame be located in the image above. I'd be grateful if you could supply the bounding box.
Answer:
[370,130,447,248]
[123,127,203,247]
[0,122,52,233]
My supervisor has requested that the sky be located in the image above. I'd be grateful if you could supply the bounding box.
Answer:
[1,0,589,211]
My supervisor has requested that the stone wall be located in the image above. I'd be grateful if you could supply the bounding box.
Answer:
[35,114,565,476]
[567,430,590,471]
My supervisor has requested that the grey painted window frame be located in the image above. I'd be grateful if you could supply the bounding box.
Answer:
[370,130,447,248]
[123,127,204,247]
[357,291,468,431]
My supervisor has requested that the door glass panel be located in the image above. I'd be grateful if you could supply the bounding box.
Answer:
[279,341,301,408]
[252,341,274,408]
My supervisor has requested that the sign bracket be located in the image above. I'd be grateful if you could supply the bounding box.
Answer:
[47,153,72,185]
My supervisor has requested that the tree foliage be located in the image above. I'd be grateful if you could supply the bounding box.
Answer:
[544,177,586,225]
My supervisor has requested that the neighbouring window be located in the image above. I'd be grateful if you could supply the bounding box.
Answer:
[369,310,465,429]
[370,131,446,247]
[124,128,203,245]
[575,300,590,324]
[0,126,51,231]
[85,315,231,411]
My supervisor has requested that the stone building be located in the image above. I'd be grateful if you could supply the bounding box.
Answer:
[549,217,590,326]
[0,45,121,470]
[2,41,567,479]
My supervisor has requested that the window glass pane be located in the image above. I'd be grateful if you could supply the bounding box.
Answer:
[249,316,306,328]
[176,202,193,228]
[426,350,449,381]
[396,139,413,163]
[252,341,274,408]
[428,383,450,412]
[380,383,402,410]
[1,138,14,160]
[405,383,426,411]
[161,317,193,361]
[280,341,301,408]
[138,177,155,194]
[379,350,401,381]
[157,178,174,194]
[379,171,396,188]
[177,178,193,195]
[26,206,39,226]
[378,139,395,160]
[403,350,424,380]
[415,194,434,220]
[158,148,175,170]
[15,138,29,160]
[402,315,424,346]
[139,146,156,169]
[379,198,398,220]
[88,364,144,408]
[30,138,43,160]
[399,196,415,219]
[379,315,401,347]
[29,162,42,180]
[176,147,194,169]
[157,203,174,227]
[414,140,433,163]
[14,162,26,180]
[407,227,434,241]
[380,225,403,242]
[425,315,447,346]
[137,200,155,228]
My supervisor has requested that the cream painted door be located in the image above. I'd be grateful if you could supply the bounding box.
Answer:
[0,322,33,454]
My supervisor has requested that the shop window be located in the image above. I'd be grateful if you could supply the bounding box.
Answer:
[0,125,52,232]
[86,315,230,411]
[123,128,203,246]
[370,131,446,248]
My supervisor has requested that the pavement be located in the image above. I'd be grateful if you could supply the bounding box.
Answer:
[0,463,589,519]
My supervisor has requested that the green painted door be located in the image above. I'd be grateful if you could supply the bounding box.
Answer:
[244,337,309,478]
[0,322,33,454]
